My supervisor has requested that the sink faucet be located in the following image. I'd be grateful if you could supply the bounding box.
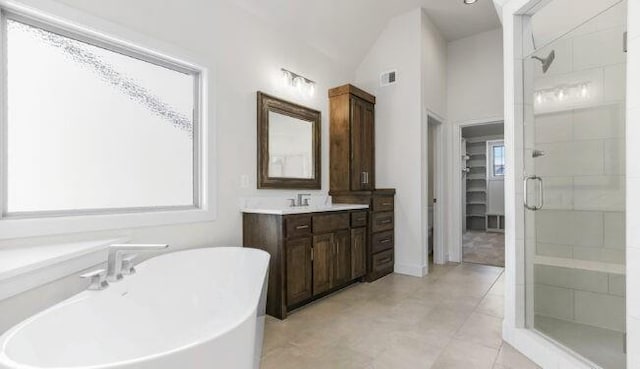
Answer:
[297,193,311,207]
[107,244,168,282]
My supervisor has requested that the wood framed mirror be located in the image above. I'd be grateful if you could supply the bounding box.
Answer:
[257,92,321,189]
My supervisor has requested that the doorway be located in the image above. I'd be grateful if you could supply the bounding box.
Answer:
[426,115,444,265]
[460,122,505,267]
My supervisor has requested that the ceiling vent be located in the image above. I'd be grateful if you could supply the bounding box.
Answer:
[380,70,397,87]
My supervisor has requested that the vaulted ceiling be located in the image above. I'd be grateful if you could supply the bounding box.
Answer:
[228,0,501,68]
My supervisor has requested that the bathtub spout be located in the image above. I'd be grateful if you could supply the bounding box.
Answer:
[107,244,169,282]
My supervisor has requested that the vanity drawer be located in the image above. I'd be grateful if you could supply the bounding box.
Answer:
[371,212,394,233]
[351,211,368,228]
[373,197,394,212]
[313,213,350,234]
[372,249,394,273]
[285,215,312,238]
[371,230,394,253]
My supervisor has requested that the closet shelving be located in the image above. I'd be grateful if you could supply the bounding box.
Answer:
[465,140,488,231]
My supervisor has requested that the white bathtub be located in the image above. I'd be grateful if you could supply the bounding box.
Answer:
[0,247,270,369]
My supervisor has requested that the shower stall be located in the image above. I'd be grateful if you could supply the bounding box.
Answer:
[521,1,627,368]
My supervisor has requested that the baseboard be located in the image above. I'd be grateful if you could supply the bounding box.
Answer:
[394,263,428,277]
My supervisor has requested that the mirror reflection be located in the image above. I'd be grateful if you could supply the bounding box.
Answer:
[268,111,313,179]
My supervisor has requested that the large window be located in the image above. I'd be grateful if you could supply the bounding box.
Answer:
[3,13,202,217]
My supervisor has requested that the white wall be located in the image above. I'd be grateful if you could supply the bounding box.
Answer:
[446,28,504,262]
[0,0,352,333]
[421,11,448,120]
[447,28,504,124]
[355,8,447,277]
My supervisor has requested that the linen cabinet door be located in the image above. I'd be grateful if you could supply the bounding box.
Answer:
[312,234,334,295]
[333,230,352,286]
[360,99,375,190]
[285,238,312,306]
[350,97,375,191]
[350,227,366,279]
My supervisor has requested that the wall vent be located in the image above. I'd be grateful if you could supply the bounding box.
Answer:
[380,70,397,87]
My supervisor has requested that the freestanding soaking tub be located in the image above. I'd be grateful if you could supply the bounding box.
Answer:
[0,247,270,369]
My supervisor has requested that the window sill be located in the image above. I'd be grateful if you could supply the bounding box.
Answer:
[0,207,217,240]
[0,238,124,300]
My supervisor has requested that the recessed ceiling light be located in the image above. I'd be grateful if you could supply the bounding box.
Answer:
[464,0,478,4]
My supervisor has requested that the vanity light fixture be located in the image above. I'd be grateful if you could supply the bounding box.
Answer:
[281,68,316,98]
[464,0,478,4]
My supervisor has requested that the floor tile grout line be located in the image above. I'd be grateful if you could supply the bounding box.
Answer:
[428,266,506,368]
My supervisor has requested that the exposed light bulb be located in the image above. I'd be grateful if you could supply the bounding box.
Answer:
[306,82,315,98]
[580,84,589,98]
[557,88,565,101]
[281,70,292,88]
[535,92,543,104]
[293,76,305,94]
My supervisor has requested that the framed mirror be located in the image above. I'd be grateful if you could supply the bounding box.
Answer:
[257,92,321,189]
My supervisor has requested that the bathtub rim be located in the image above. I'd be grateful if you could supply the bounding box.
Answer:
[0,246,270,369]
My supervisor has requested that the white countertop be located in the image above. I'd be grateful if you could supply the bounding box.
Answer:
[241,203,369,215]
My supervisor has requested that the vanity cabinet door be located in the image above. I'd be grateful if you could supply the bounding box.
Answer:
[333,230,352,286]
[350,97,375,191]
[312,234,334,295]
[350,227,366,279]
[286,238,312,306]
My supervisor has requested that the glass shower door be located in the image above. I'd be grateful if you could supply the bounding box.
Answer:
[523,2,627,368]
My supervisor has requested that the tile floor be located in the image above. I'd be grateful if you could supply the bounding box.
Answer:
[463,231,505,267]
[261,262,539,369]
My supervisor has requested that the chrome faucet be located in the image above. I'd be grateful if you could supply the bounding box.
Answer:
[297,193,311,207]
[287,194,312,207]
[107,244,169,282]
[81,269,109,291]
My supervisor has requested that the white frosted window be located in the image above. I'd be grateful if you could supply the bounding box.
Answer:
[5,18,199,215]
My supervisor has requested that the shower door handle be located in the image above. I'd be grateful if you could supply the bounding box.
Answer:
[524,175,544,211]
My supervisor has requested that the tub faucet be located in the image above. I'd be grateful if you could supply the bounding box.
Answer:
[81,269,109,291]
[107,244,169,282]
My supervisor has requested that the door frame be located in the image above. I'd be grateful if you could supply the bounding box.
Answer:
[450,117,504,263]
[424,111,446,265]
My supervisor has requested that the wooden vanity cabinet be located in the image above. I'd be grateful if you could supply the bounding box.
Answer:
[331,190,396,281]
[350,227,367,279]
[329,84,396,282]
[329,84,376,192]
[285,238,312,306]
[243,209,367,319]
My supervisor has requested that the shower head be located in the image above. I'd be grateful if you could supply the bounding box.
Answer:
[532,50,556,73]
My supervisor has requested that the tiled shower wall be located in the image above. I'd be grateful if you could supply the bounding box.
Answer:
[534,265,625,331]
[531,4,626,264]
[529,2,627,332]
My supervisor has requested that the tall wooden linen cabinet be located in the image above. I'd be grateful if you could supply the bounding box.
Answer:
[329,84,395,281]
